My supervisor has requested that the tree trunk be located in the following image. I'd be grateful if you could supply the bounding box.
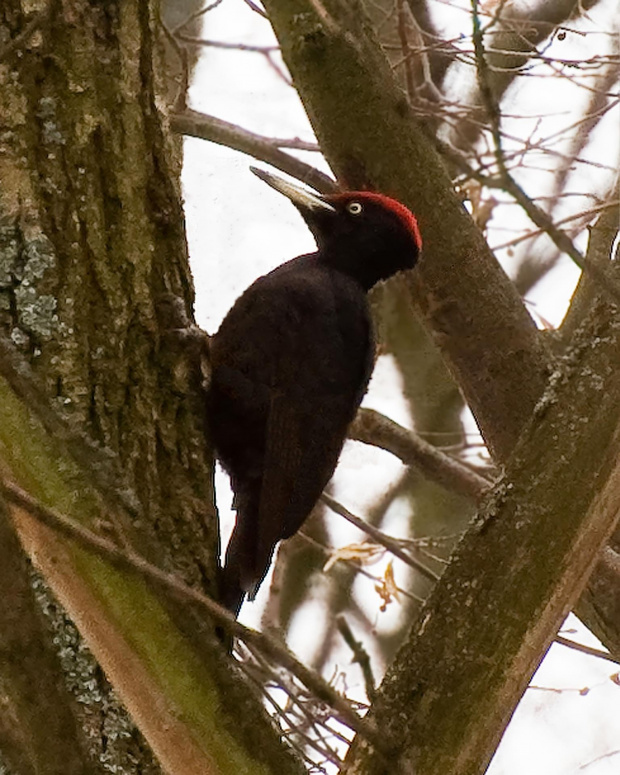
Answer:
[0,3,301,772]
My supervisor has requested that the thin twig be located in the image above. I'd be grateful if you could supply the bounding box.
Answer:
[240,646,347,768]
[171,0,226,35]
[336,616,377,703]
[242,0,268,18]
[491,200,620,252]
[1,479,387,753]
[481,0,510,35]
[397,0,416,102]
[270,138,320,151]
[470,0,620,305]
[174,33,290,85]
[170,109,337,194]
[321,493,440,583]
[393,536,450,566]
[176,36,279,53]
[555,635,620,666]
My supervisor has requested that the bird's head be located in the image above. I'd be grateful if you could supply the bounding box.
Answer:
[251,167,422,291]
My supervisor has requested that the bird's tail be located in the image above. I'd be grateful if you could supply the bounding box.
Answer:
[219,560,246,618]
[220,508,276,617]
[217,537,247,650]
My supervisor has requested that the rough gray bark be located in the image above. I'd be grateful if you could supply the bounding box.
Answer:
[0,3,302,773]
[0,498,99,775]
[0,1,212,769]
[344,287,620,774]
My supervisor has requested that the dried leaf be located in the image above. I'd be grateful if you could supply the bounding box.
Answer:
[374,560,400,612]
[323,542,383,573]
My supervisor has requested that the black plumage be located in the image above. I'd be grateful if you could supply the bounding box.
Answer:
[208,168,422,616]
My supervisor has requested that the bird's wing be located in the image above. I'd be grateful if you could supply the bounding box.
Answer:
[252,386,346,588]
[254,307,374,569]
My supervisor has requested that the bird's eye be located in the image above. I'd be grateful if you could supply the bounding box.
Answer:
[346,202,363,215]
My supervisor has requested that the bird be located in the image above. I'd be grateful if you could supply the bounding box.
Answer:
[208,167,422,617]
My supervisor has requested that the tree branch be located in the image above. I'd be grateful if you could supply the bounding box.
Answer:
[345,283,620,774]
[321,493,439,583]
[337,616,377,702]
[555,635,620,666]
[0,478,386,755]
[170,109,337,193]
[561,202,620,339]
[451,0,601,149]
[350,407,491,501]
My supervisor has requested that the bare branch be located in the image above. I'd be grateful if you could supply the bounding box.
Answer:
[0,479,386,753]
[238,640,352,770]
[171,0,226,35]
[491,200,619,253]
[321,493,440,582]
[336,616,377,702]
[451,0,603,149]
[176,35,279,54]
[173,31,294,83]
[350,408,492,501]
[555,635,620,666]
[561,201,620,336]
[170,109,337,194]
[404,0,458,88]
[346,276,620,772]
[243,0,268,17]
